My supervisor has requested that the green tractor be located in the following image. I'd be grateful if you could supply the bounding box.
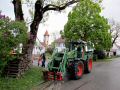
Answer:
[43,40,94,80]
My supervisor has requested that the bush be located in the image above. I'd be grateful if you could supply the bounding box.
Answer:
[46,47,53,55]
[0,18,28,74]
[93,50,106,60]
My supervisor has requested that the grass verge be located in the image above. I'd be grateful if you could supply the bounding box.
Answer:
[0,67,44,90]
[94,56,120,62]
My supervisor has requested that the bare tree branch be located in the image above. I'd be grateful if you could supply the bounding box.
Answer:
[110,19,120,46]
[43,0,79,13]
[112,35,118,46]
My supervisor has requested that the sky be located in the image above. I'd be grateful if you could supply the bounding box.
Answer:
[0,0,120,44]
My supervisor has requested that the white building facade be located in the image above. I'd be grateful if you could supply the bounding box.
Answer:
[54,37,66,52]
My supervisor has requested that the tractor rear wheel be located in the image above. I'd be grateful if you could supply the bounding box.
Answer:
[84,58,93,73]
[74,61,84,80]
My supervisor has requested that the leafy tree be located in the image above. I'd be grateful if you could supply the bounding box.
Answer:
[0,17,27,74]
[64,0,112,50]
[12,0,79,68]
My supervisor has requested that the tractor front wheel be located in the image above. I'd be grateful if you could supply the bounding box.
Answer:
[74,61,84,80]
[84,58,93,73]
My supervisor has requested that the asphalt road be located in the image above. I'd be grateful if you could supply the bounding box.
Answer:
[61,57,120,90]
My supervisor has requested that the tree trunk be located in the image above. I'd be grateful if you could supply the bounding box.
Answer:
[12,0,43,70]
[12,0,24,21]
[23,0,43,67]
[24,15,43,67]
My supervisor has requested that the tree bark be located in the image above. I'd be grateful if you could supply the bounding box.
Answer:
[112,35,118,47]
[24,0,43,65]
[12,0,24,21]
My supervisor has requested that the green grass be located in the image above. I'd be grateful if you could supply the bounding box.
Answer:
[95,58,112,62]
[0,67,44,90]
[94,56,120,62]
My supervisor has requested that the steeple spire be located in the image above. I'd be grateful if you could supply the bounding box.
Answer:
[44,30,49,36]
[44,30,49,46]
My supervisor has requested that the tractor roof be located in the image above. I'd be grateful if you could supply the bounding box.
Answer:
[70,40,87,45]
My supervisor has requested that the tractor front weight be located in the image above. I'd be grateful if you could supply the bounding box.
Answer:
[43,71,63,81]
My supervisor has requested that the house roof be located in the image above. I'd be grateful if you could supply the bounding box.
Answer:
[55,37,65,43]
[44,30,49,36]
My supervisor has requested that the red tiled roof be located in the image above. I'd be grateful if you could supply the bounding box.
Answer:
[44,30,49,36]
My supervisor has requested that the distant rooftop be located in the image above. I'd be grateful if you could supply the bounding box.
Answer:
[44,30,49,36]
[55,37,65,43]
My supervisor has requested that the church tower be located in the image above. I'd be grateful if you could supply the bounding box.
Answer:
[44,30,49,46]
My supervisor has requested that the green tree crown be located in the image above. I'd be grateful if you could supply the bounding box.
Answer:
[64,0,112,50]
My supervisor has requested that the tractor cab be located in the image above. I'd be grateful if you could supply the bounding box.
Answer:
[67,41,87,60]
[70,40,86,50]
[68,40,94,60]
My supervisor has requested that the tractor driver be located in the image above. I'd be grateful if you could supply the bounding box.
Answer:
[77,45,82,58]
[77,45,85,58]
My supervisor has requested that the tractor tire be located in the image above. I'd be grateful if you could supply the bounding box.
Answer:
[67,62,75,80]
[84,58,93,73]
[73,61,84,80]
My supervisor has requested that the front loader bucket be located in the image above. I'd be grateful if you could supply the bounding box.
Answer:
[43,71,63,81]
